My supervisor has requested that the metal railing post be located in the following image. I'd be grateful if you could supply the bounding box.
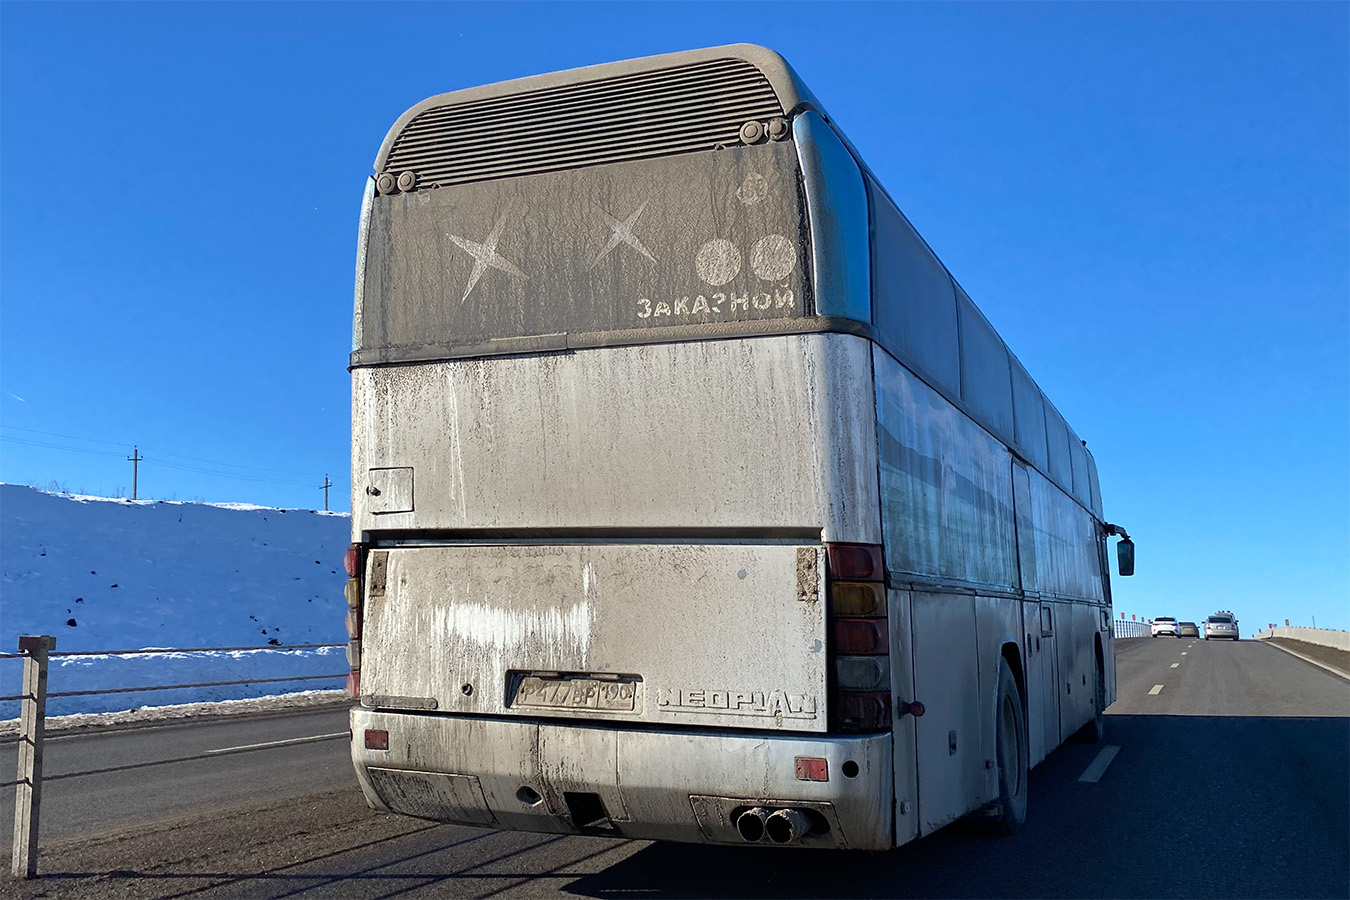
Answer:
[11,634,54,879]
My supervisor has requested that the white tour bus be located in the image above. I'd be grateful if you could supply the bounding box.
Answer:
[343,45,1135,850]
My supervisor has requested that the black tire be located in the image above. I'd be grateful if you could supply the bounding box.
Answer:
[1073,652,1106,744]
[990,658,1029,834]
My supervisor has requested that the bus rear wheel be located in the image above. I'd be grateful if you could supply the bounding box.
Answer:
[990,658,1028,834]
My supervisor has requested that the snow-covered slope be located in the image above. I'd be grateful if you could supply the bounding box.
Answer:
[0,484,350,716]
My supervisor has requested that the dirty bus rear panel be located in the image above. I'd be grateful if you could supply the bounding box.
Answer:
[347,46,893,848]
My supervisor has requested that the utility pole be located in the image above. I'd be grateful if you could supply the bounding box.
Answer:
[127,446,142,500]
[321,475,332,511]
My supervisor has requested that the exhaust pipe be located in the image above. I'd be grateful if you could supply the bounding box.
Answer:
[735,807,770,842]
[765,808,812,844]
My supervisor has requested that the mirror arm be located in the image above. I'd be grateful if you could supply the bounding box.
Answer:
[1104,522,1131,541]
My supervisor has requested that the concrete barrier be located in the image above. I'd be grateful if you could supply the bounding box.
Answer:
[1254,627,1350,652]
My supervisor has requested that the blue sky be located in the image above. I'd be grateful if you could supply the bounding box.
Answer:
[1,2,1345,631]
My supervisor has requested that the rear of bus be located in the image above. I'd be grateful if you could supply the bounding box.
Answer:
[344,46,896,849]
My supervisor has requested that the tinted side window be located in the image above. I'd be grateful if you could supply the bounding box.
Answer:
[1086,450,1103,518]
[869,179,960,397]
[957,286,1014,443]
[1069,427,1090,507]
[1045,402,1072,489]
[1011,357,1048,470]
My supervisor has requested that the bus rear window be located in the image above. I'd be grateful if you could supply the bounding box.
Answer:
[356,141,810,364]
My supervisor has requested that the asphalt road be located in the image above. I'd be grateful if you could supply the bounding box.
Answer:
[2,638,1346,899]
[0,707,354,841]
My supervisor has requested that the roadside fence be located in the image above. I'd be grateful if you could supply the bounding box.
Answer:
[2,635,346,878]
[1111,617,1150,638]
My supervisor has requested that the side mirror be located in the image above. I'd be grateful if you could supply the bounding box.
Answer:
[1117,538,1135,577]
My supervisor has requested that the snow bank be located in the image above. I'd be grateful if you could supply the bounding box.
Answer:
[0,484,350,717]
[0,689,348,738]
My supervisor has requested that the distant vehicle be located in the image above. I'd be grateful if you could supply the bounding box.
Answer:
[1204,614,1239,640]
[342,44,1136,851]
[1178,622,1200,637]
[1151,617,1180,638]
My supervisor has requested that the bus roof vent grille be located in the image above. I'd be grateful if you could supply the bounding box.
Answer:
[381,57,784,190]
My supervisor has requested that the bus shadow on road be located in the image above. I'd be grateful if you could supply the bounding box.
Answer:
[565,714,1349,900]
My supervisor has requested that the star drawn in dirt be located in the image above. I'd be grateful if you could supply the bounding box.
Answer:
[589,203,657,270]
[446,213,528,302]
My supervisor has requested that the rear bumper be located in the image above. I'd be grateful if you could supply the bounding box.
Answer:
[350,708,894,850]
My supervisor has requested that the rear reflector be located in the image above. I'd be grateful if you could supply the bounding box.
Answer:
[364,728,388,751]
[346,640,362,669]
[825,544,883,582]
[345,608,362,640]
[344,544,362,578]
[833,618,888,654]
[794,757,829,782]
[345,577,361,609]
[834,691,891,730]
[346,669,361,699]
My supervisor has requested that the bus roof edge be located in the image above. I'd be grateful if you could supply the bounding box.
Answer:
[372,44,821,173]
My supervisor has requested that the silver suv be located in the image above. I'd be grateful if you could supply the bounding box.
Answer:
[1204,614,1239,640]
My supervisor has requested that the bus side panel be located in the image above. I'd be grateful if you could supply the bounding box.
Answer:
[910,590,983,835]
[1069,602,1099,733]
[1052,601,1093,740]
[887,588,919,846]
[1022,598,1057,768]
[974,595,1022,802]
[1102,606,1118,708]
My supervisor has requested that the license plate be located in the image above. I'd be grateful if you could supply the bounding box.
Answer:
[512,674,639,712]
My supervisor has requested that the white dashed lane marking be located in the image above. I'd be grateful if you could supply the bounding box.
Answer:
[207,733,348,754]
[1078,745,1122,783]
[1149,684,1165,695]
[1170,663,1180,668]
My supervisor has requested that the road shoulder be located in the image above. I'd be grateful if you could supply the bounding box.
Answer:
[0,788,429,900]
[1261,638,1350,681]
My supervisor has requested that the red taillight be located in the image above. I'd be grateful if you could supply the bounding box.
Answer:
[826,543,889,732]
[825,544,883,582]
[364,728,389,751]
[834,618,889,654]
[344,543,363,577]
[346,669,361,699]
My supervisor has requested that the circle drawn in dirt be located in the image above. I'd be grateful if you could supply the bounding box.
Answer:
[695,239,742,286]
[737,174,769,206]
[751,235,796,281]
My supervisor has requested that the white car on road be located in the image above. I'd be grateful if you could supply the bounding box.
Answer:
[1151,616,1180,638]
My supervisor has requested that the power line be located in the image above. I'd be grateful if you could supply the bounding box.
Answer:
[2,425,323,479]
[0,426,128,448]
[1,435,343,490]
[0,436,125,458]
